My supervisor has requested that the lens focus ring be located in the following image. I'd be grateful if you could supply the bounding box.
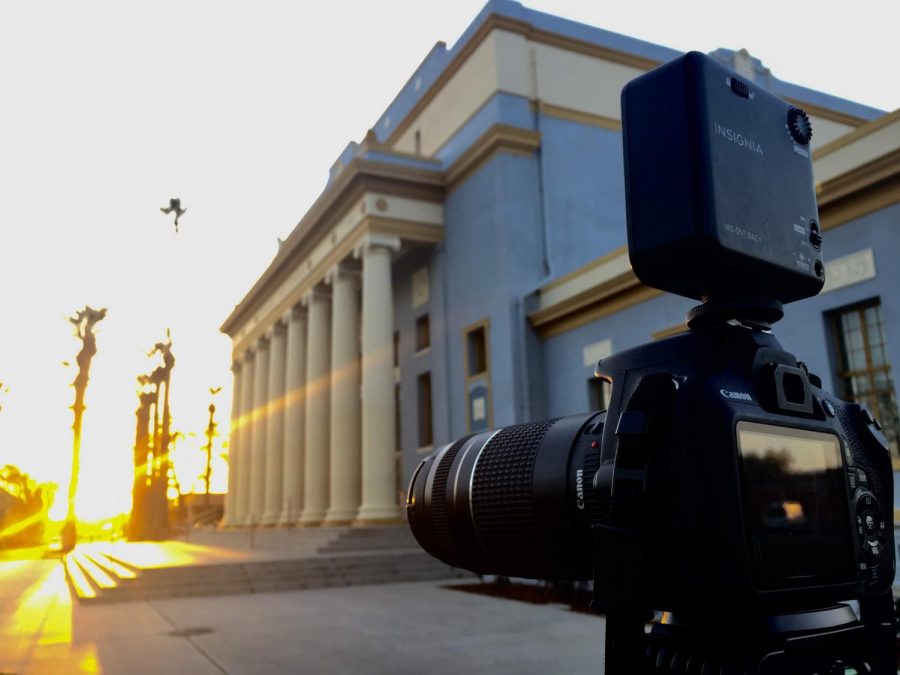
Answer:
[471,418,560,559]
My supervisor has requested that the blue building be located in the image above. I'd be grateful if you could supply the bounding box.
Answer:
[220,1,900,530]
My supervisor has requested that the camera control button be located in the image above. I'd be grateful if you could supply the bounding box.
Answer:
[842,445,855,467]
[821,398,836,417]
[788,107,813,145]
[860,406,875,425]
[847,469,858,490]
[869,564,881,586]
[865,539,882,559]
[864,514,877,538]
[809,229,823,251]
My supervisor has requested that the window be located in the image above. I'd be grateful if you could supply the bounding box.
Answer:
[463,320,491,433]
[466,325,487,376]
[588,377,612,411]
[415,314,430,352]
[417,372,433,448]
[414,129,422,156]
[831,300,900,456]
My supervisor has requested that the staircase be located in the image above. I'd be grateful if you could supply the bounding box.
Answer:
[63,527,468,604]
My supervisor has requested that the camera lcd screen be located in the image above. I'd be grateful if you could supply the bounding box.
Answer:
[737,422,855,590]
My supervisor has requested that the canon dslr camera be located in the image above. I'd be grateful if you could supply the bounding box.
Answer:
[407,52,896,674]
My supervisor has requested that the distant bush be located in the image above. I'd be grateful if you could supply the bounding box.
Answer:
[0,465,51,549]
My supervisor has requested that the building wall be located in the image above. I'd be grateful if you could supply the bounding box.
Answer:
[441,151,544,435]
[538,114,626,277]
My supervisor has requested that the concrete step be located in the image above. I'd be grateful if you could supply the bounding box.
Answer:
[82,549,138,582]
[73,549,468,603]
[89,567,468,603]
[106,552,444,587]
[63,553,98,602]
[187,527,344,551]
[70,551,118,591]
[316,526,417,553]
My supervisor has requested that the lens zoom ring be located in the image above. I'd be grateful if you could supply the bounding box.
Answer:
[430,434,474,560]
[471,418,560,558]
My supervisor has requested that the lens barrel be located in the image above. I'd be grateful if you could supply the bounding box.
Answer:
[406,411,606,580]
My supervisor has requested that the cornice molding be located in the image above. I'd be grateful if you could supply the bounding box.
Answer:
[221,158,444,336]
[813,108,900,160]
[532,101,621,131]
[367,216,445,244]
[529,268,661,340]
[539,245,629,294]
[652,323,689,340]
[446,124,541,192]
[383,14,660,148]
[817,147,900,231]
[817,147,900,207]
[783,97,869,129]
[228,214,443,358]
[524,20,661,70]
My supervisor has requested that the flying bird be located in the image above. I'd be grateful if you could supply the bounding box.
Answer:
[160,198,187,232]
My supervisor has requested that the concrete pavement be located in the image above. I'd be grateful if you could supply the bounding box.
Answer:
[0,558,605,674]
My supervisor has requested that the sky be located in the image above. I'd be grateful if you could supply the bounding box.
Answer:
[0,0,897,521]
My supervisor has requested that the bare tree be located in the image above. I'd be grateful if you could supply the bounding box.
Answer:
[62,306,107,553]
[203,387,222,505]
[128,333,175,540]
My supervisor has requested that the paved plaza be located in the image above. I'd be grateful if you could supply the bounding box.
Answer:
[0,557,605,674]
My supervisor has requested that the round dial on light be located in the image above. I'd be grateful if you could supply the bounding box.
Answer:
[788,107,813,145]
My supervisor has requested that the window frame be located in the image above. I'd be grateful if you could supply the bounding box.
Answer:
[828,298,900,459]
[463,319,492,432]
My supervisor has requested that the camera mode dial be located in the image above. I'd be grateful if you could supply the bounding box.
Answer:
[788,107,813,145]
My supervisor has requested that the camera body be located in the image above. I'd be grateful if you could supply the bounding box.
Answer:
[407,325,895,615]
[588,326,894,617]
[623,51,824,304]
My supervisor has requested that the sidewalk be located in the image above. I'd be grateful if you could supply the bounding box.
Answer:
[0,558,605,674]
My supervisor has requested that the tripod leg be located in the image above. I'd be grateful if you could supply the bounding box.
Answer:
[858,592,896,674]
[605,616,646,675]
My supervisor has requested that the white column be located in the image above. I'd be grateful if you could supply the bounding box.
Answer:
[261,321,287,525]
[247,336,270,525]
[280,306,307,525]
[324,264,362,525]
[221,362,242,527]
[300,286,331,526]
[354,234,402,524]
[235,351,255,526]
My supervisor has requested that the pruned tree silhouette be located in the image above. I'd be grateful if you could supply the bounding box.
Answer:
[62,305,106,553]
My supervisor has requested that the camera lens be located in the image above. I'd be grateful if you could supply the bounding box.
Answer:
[406,411,605,580]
